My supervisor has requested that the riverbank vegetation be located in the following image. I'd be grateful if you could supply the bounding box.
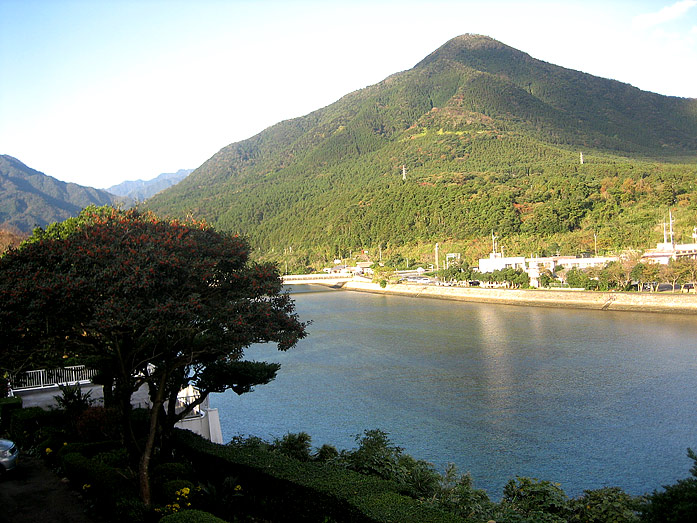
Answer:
[7,400,697,522]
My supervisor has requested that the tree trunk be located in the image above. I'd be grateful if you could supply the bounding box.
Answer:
[139,371,168,505]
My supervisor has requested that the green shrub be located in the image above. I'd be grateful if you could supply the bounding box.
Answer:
[152,462,194,484]
[500,476,570,522]
[93,447,129,468]
[341,429,405,482]
[160,479,196,504]
[0,396,21,431]
[173,429,461,522]
[569,486,639,522]
[57,440,120,459]
[76,406,120,440]
[314,443,339,462]
[159,509,228,523]
[272,431,313,462]
[113,497,155,523]
[639,449,697,522]
[432,466,495,520]
[9,406,65,447]
[60,451,136,509]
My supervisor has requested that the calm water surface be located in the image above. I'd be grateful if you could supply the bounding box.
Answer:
[211,285,697,497]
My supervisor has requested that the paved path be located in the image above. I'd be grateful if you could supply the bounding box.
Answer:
[0,455,104,523]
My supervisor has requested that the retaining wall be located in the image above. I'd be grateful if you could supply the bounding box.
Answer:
[341,282,697,314]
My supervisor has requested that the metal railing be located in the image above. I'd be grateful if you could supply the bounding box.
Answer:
[10,365,97,391]
[174,393,209,419]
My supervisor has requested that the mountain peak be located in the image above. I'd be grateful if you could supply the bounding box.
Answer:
[414,34,522,69]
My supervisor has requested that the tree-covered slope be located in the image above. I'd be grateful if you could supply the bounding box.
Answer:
[145,35,697,264]
[0,155,125,232]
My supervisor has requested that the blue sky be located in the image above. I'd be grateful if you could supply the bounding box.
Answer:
[1,0,696,188]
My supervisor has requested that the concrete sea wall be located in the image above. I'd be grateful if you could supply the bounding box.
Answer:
[341,281,697,315]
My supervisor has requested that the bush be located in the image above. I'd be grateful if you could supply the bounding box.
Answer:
[0,396,22,431]
[160,479,196,504]
[272,431,313,462]
[9,406,65,447]
[501,476,570,522]
[76,406,120,440]
[569,486,639,522]
[314,443,339,462]
[341,429,404,481]
[640,449,697,522]
[159,509,228,523]
[60,451,137,510]
[93,447,129,468]
[152,462,194,484]
[173,429,460,522]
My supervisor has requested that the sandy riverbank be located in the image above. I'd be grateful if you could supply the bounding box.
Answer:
[340,281,697,315]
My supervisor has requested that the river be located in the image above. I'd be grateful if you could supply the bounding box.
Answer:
[210,285,697,498]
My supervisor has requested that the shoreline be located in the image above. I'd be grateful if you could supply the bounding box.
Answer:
[337,281,697,315]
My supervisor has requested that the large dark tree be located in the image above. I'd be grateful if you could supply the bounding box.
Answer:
[0,206,306,503]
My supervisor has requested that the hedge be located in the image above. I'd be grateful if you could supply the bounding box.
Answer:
[159,509,228,523]
[172,429,463,523]
[60,450,137,509]
[0,396,21,431]
[9,406,65,447]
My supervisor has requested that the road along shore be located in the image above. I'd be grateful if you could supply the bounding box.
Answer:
[339,281,697,315]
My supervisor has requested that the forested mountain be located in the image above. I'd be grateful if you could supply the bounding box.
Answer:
[105,169,192,201]
[145,35,697,268]
[0,155,125,232]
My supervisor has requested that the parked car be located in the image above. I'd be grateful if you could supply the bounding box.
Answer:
[0,439,18,476]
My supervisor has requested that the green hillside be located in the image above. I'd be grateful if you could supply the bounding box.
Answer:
[145,35,697,269]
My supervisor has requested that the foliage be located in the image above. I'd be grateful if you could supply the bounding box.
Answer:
[54,384,94,433]
[499,476,571,522]
[60,450,138,511]
[173,428,459,522]
[0,226,26,254]
[75,406,120,441]
[0,396,21,431]
[569,487,639,522]
[0,206,307,505]
[639,448,697,522]
[9,406,65,448]
[271,431,313,462]
[430,464,495,520]
[159,509,228,523]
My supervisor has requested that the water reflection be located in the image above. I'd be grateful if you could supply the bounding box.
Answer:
[213,286,697,497]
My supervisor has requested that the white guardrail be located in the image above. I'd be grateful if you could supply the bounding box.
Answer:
[10,365,97,391]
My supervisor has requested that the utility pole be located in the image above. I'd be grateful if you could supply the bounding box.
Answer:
[580,152,584,165]
[402,164,407,181]
[435,242,439,271]
[594,231,598,257]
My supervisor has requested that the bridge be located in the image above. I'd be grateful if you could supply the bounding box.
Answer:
[282,273,365,285]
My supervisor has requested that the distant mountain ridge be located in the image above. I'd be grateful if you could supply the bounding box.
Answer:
[105,169,192,201]
[0,155,126,233]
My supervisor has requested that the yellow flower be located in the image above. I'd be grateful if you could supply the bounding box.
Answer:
[82,484,91,490]
[234,484,242,491]
[63,442,68,446]
[45,447,52,455]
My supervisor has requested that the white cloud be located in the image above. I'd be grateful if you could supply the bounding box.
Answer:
[633,0,697,30]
